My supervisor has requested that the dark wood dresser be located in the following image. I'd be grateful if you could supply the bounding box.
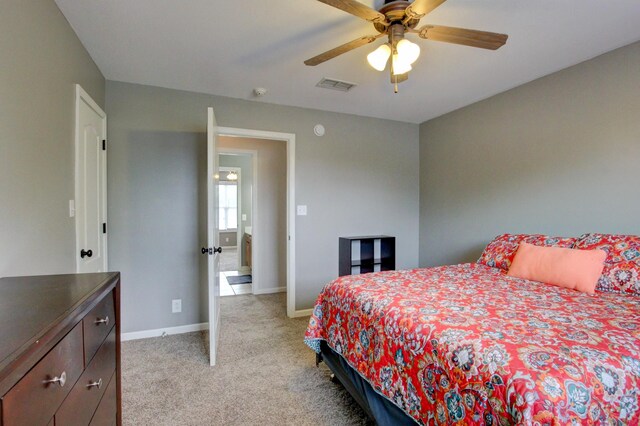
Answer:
[0,273,121,426]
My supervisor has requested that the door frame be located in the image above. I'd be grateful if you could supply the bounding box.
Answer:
[74,84,108,272]
[218,151,257,275]
[215,127,296,317]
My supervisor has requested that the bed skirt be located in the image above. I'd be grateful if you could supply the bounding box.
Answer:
[319,341,417,426]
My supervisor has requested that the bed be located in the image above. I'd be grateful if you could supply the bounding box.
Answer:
[305,233,640,425]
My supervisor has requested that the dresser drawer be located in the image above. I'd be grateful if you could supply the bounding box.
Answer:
[2,322,84,426]
[83,291,115,365]
[55,327,116,426]
[89,372,117,426]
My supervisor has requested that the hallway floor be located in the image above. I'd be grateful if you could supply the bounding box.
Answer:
[220,271,252,296]
[220,246,252,296]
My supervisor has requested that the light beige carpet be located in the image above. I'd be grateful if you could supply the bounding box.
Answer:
[122,293,372,425]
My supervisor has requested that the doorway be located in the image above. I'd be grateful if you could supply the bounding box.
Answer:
[214,129,295,317]
[218,153,255,296]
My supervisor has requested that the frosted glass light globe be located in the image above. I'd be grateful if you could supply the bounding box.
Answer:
[392,54,412,75]
[396,39,420,65]
[367,44,391,71]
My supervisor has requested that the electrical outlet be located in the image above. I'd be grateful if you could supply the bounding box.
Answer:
[172,299,182,313]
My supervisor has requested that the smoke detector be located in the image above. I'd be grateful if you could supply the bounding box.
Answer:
[253,87,267,97]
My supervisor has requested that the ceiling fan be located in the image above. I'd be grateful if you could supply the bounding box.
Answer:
[305,0,508,92]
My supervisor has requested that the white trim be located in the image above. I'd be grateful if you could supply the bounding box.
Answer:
[74,84,108,273]
[121,322,209,342]
[252,286,286,295]
[290,308,313,318]
[215,127,296,318]
[207,107,219,366]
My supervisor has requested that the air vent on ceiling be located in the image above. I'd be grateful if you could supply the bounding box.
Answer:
[316,78,357,92]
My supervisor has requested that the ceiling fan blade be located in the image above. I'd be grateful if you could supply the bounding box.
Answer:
[405,0,447,20]
[414,25,508,50]
[317,0,387,24]
[304,34,384,66]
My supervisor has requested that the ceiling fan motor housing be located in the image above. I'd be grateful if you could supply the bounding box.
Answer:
[389,23,405,45]
[304,0,509,87]
[374,1,420,33]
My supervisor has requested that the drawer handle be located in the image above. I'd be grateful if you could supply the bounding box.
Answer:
[95,316,109,326]
[44,371,67,387]
[87,378,103,390]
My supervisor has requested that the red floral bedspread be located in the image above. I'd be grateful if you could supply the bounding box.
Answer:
[305,264,640,425]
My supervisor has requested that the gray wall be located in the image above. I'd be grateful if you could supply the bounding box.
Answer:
[0,1,105,277]
[419,41,640,268]
[218,137,286,291]
[219,231,237,247]
[106,80,419,333]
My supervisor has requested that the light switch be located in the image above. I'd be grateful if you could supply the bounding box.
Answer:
[242,214,247,221]
[69,200,75,218]
[297,205,307,216]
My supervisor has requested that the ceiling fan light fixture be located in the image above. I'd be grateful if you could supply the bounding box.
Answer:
[396,39,420,65]
[392,53,412,76]
[367,43,391,71]
[305,0,508,92]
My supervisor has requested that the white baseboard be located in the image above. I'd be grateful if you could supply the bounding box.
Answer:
[290,308,313,318]
[252,286,285,295]
[122,322,209,341]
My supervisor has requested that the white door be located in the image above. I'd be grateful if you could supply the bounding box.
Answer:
[75,85,107,273]
[206,107,221,366]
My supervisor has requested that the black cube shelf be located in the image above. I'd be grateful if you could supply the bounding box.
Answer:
[339,235,395,276]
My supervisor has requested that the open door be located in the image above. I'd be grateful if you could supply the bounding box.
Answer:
[206,107,221,366]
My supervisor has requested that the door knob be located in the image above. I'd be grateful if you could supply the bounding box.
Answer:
[80,249,93,259]
[201,247,221,255]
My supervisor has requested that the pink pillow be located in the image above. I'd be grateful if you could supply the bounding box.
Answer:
[507,242,606,294]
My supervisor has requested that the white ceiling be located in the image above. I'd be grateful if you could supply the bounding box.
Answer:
[55,0,640,124]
